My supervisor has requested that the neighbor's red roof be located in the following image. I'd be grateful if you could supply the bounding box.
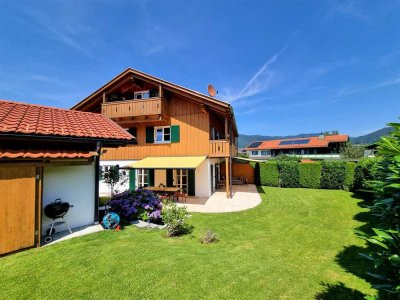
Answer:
[246,135,349,150]
[0,100,133,140]
[0,149,98,159]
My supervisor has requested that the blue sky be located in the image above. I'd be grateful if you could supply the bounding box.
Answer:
[0,0,399,136]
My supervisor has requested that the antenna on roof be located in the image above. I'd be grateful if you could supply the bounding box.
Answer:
[207,84,218,97]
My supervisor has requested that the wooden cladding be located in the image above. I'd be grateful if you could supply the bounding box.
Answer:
[101,98,164,119]
[0,166,37,255]
[100,95,236,160]
[209,140,231,157]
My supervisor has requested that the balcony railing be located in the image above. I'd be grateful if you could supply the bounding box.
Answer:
[209,140,231,157]
[101,98,164,119]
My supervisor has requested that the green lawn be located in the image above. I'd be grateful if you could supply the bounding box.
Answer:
[0,187,376,299]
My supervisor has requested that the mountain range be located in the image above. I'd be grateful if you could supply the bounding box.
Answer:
[238,127,394,148]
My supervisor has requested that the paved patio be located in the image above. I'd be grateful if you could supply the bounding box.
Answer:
[176,184,262,213]
[42,224,104,246]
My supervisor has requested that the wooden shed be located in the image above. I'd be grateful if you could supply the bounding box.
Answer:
[0,100,134,255]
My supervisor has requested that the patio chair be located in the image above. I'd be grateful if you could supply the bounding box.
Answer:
[174,188,187,202]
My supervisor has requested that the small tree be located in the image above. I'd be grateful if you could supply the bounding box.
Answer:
[340,142,366,159]
[102,166,121,197]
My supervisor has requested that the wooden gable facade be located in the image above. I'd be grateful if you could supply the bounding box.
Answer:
[72,68,238,160]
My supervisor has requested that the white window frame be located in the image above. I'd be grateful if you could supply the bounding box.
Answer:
[136,169,149,188]
[154,126,171,144]
[134,90,150,100]
[260,150,270,156]
[174,169,188,193]
[251,150,259,156]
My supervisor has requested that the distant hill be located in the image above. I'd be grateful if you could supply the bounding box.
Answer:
[238,127,393,148]
[350,127,393,145]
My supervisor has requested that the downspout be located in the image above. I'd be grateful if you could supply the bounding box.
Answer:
[94,141,102,224]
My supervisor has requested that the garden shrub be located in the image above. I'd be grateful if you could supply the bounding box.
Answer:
[108,189,162,224]
[299,163,321,189]
[320,160,347,189]
[343,162,356,191]
[277,161,300,188]
[259,162,279,187]
[354,157,381,191]
[200,230,219,244]
[273,154,302,162]
[162,201,191,237]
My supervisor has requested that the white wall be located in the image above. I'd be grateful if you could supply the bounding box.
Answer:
[42,164,95,234]
[195,158,224,198]
[99,160,136,196]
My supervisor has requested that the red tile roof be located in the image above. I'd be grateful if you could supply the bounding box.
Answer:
[245,134,349,150]
[0,149,98,159]
[0,100,133,140]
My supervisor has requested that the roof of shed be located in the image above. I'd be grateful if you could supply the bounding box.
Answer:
[0,100,133,141]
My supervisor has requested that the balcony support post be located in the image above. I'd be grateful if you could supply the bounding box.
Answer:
[225,157,230,198]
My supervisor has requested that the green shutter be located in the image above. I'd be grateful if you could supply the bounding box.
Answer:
[146,126,154,143]
[166,169,174,187]
[148,169,155,186]
[188,169,195,196]
[171,125,180,143]
[129,169,136,191]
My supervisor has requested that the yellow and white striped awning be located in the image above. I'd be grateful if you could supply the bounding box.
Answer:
[125,156,206,169]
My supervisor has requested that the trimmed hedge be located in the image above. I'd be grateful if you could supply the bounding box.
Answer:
[277,161,300,188]
[260,162,279,187]
[320,161,347,189]
[299,163,322,189]
[255,159,378,191]
[354,157,381,190]
[344,162,356,191]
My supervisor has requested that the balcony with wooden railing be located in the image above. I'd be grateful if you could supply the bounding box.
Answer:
[101,98,166,119]
[209,140,236,157]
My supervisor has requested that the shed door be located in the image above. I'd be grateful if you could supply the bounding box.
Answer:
[0,167,37,255]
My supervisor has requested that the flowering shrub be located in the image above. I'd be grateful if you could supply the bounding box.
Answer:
[107,189,162,224]
[161,201,191,237]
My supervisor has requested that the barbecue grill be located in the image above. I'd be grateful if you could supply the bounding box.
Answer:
[43,198,73,243]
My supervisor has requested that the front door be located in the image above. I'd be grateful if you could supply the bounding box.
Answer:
[174,169,188,193]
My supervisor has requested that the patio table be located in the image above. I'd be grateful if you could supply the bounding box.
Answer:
[145,187,180,193]
[145,187,181,199]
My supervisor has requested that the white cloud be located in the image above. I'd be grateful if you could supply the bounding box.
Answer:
[220,44,287,103]
[21,6,98,59]
[327,0,369,21]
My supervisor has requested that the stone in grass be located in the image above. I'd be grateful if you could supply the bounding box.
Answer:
[131,220,166,229]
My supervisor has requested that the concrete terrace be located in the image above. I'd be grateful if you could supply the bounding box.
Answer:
[176,184,262,213]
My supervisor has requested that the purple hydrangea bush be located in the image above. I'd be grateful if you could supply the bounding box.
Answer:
[107,188,163,224]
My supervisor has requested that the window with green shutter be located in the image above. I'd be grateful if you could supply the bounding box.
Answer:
[171,125,180,143]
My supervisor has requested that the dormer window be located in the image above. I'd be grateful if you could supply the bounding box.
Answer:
[134,90,150,100]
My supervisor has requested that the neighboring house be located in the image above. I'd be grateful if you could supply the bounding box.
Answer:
[0,100,133,255]
[245,134,349,160]
[71,68,238,198]
[364,143,378,157]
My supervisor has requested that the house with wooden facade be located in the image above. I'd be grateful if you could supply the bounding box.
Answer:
[72,68,238,198]
[245,134,349,160]
[0,100,133,255]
